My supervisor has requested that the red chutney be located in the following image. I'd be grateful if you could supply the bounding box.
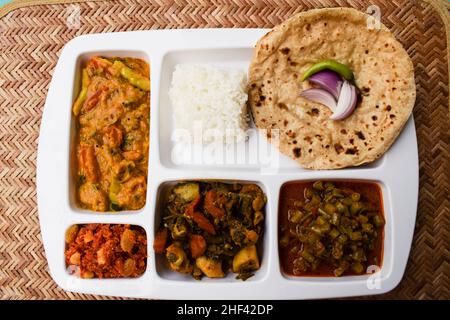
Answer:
[65,224,147,278]
[278,181,384,277]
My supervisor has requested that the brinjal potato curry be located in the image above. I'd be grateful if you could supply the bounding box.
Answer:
[279,181,384,277]
[72,56,150,212]
[154,182,266,281]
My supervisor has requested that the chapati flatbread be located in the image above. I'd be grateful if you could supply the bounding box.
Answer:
[248,8,416,169]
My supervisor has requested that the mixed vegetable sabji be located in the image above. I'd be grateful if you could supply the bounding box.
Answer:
[154,182,266,280]
[279,181,384,277]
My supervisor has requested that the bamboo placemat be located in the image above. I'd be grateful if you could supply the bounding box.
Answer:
[0,0,448,300]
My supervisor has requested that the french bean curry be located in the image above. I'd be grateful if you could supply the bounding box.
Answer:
[279,181,384,277]
[73,56,150,212]
[65,224,147,278]
[154,182,266,280]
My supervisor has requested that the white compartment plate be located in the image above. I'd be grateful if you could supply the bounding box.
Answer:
[37,29,419,300]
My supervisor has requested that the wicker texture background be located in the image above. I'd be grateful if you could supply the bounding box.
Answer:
[0,0,448,300]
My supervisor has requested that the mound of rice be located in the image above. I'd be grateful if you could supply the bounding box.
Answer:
[169,64,248,144]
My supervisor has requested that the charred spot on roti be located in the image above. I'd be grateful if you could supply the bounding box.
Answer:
[307,108,320,116]
[278,103,288,110]
[260,95,266,101]
[293,140,297,144]
[372,115,378,121]
[286,130,296,139]
[283,120,288,126]
[256,102,262,107]
[334,143,344,154]
[340,129,347,134]
[304,136,312,144]
[349,138,354,144]
[280,47,290,55]
[385,105,392,111]
[355,131,366,140]
[390,114,395,119]
[293,147,301,158]
[345,147,358,155]
[362,87,370,94]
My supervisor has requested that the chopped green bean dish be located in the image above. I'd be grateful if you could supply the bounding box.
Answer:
[279,180,384,277]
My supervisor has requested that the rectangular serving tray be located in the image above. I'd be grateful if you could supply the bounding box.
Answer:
[36,29,419,299]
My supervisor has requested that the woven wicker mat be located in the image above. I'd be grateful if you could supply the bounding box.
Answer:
[0,0,449,300]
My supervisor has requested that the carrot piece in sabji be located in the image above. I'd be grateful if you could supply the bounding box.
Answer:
[204,190,225,219]
[184,195,201,218]
[192,212,216,235]
[78,145,99,182]
[153,228,168,254]
[189,234,207,258]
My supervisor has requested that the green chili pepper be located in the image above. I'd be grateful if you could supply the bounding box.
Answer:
[113,60,150,91]
[72,68,90,116]
[301,59,354,81]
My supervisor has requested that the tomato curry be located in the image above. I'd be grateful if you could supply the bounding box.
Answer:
[72,56,150,211]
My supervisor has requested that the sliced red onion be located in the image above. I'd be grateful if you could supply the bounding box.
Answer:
[330,80,357,120]
[308,70,343,99]
[300,88,337,112]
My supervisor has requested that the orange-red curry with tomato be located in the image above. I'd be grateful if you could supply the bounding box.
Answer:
[72,56,150,211]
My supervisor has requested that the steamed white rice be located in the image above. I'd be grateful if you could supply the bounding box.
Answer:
[169,64,248,144]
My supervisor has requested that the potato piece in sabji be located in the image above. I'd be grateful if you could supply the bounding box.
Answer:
[232,245,260,273]
[65,225,79,244]
[195,256,225,278]
[122,258,136,277]
[79,183,108,212]
[97,248,107,265]
[102,125,123,148]
[166,244,192,274]
[173,183,200,202]
[69,252,81,265]
[120,229,136,253]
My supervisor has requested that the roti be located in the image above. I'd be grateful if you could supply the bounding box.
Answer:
[248,8,416,169]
